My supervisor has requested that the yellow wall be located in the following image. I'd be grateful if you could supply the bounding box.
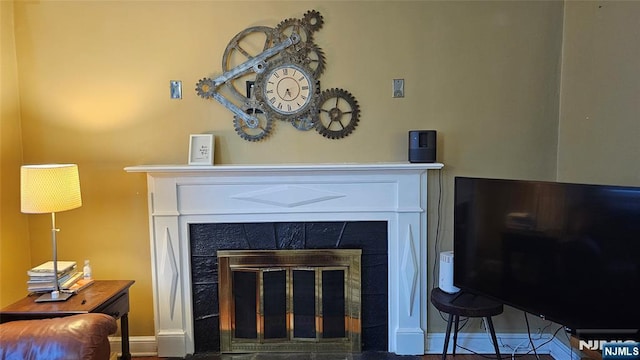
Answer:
[5,0,564,338]
[558,1,640,186]
[16,0,634,340]
[1,0,32,307]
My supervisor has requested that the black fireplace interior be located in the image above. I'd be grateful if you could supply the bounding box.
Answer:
[190,221,388,353]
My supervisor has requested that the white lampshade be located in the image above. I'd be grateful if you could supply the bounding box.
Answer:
[20,164,82,214]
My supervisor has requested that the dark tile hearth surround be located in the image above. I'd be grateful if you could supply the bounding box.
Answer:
[190,221,388,354]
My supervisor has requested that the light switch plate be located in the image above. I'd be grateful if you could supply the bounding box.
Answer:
[393,79,404,98]
[170,80,182,99]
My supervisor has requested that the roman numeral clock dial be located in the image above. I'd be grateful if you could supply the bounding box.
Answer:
[261,63,314,116]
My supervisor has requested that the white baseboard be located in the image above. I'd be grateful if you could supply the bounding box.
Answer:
[426,332,581,360]
[547,337,582,360]
[109,335,158,357]
[109,333,582,359]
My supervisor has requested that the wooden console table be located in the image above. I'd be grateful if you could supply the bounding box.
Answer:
[0,280,135,360]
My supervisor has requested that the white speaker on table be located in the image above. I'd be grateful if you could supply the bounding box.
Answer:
[439,251,460,294]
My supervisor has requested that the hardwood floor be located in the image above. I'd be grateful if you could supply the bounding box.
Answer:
[135,354,555,360]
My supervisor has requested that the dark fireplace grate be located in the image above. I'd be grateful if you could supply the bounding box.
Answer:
[218,249,361,353]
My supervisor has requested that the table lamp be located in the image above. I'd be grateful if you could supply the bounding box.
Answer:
[21,164,82,302]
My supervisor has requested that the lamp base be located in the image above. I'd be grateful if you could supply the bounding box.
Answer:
[35,291,73,303]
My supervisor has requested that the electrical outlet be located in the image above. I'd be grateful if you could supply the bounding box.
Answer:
[393,79,404,98]
[170,80,182,99]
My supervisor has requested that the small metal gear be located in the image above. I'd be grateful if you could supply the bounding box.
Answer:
[302,10,324,32]
[276,18,314,46]
[233,101,274,142]
[282,42,326,79]
[195,78,215,99]
[314,88,360,139]
[290,112,316,131]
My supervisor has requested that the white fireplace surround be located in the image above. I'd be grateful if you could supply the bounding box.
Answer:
[125,162,443,357]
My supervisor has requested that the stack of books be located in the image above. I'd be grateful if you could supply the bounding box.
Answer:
[27,261,83,293]
[65,278,95,293]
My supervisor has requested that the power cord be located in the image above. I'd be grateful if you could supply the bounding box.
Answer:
[431,168,444,291]
[482,313,559,359]
[524,312,541,360]
[516,321,564,358]
[522,325,564,357]
[562,327,576,360]
[456,323,563,360]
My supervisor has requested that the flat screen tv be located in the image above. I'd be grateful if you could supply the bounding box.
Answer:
[454,177,640,341]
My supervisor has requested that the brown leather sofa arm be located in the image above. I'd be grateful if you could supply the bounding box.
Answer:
[0,313,117,360]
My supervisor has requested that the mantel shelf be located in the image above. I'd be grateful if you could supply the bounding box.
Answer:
[124,162,443,174]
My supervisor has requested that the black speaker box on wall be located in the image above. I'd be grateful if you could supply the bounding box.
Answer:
[408,130,437,163]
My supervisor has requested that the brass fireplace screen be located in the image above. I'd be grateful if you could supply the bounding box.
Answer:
[217,249,362,353]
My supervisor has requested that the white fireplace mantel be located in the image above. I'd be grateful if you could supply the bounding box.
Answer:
[125,162,443,357]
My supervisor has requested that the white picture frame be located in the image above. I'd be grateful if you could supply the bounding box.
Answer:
[188,134,214,165]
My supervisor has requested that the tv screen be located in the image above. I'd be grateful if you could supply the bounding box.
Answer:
[454,177,640,341]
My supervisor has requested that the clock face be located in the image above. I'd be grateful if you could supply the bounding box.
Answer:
[263,64,313,115]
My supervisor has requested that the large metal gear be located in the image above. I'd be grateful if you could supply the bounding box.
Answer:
[233,101,274,142]
[314,88,360,139]
[222,26,278,101]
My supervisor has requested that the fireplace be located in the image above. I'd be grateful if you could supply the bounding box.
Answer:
[125,163,443,357]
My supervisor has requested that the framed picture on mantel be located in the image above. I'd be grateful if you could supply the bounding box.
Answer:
[188,134,214,165]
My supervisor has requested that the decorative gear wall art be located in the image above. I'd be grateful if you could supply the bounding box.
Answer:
[196,10,360,141]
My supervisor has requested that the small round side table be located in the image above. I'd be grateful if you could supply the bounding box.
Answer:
[430,287,504,360]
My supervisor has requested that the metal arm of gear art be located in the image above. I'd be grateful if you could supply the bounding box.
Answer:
[196,10,360,142]
[196,33,299,126]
